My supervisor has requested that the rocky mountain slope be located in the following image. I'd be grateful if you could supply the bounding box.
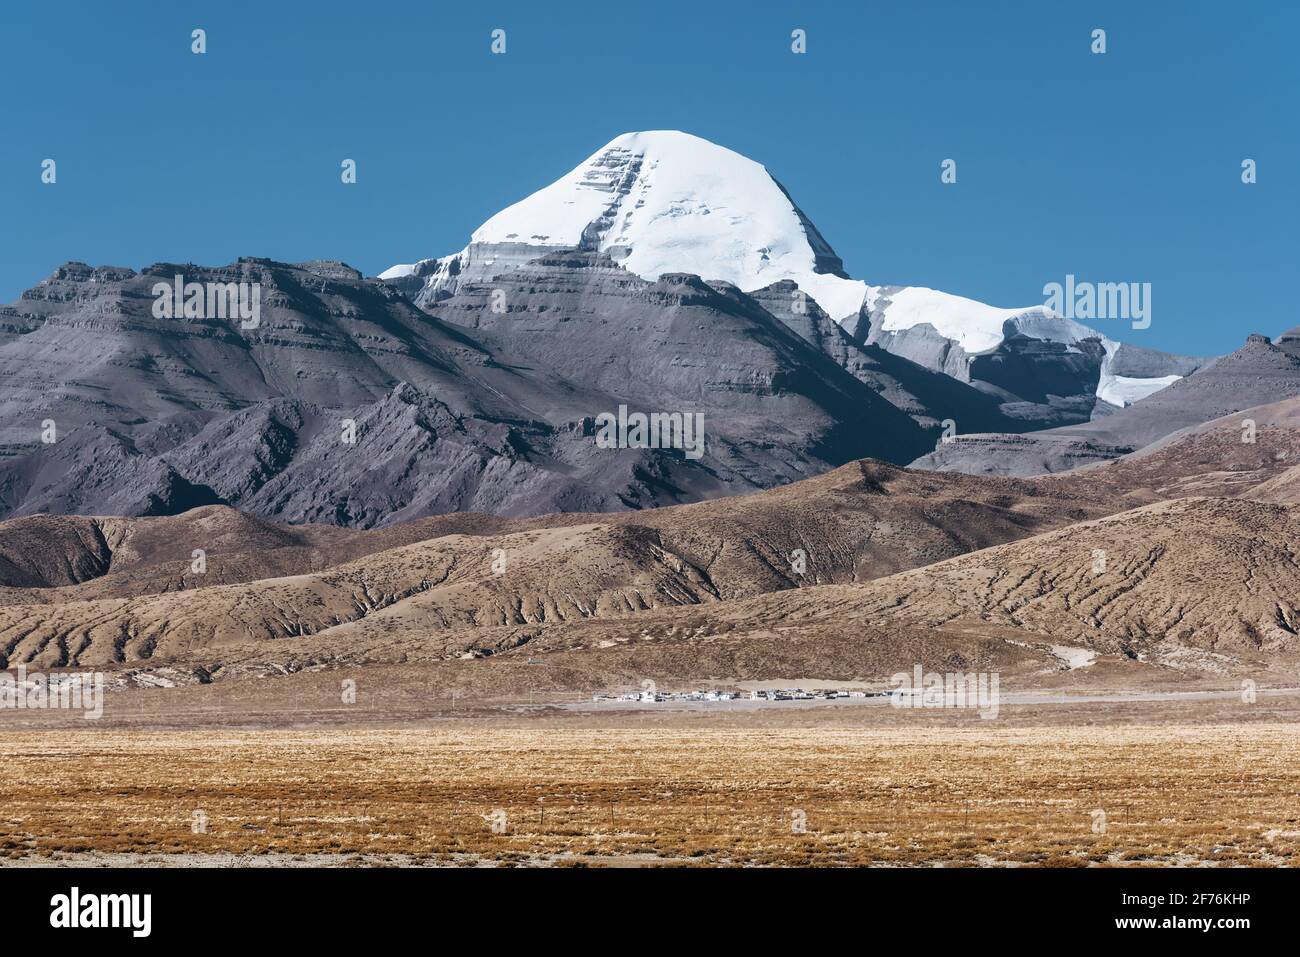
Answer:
[0,256,932,524]
[915,332,1300,475]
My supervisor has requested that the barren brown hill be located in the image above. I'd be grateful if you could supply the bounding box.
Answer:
[1055,394,1300,502]
[843,497,1300,659]
[0,506,538,605]
[372,495,1300,688]
[9,417,1300,682]
[505,496,1300,680]
[0,461,1113,668]
[0,514,115,589]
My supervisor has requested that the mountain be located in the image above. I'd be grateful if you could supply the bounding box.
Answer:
[0,256,929,524]
[915,332,1300,475]
[742,280,1044,434]
[0,131,1231,524]
[807,497,1300,663]
[385,130,1204,429]
[420,248,925,457]
[0,258,579,522]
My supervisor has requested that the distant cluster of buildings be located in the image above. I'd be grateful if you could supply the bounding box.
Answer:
[749,688,875,701]
[594,690,741,704]
[593,687,879,704]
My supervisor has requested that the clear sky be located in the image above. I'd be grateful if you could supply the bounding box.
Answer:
[1,0,1295,357]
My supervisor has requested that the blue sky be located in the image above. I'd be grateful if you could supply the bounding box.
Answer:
[1,0,1294,356]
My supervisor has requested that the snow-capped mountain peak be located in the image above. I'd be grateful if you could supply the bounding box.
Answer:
[383,131,1196,409]
[384,130,868,320]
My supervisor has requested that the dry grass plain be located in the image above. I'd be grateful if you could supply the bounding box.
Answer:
[3,721,1299,867]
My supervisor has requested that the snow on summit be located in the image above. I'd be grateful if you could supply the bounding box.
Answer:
[387,130,868,320]
[385,130,1066,337]
[474,131,869,317]
[382,130,1183,407]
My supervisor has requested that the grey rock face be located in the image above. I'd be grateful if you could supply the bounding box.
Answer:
[909,433,1134,476]
[743,281,1032,435]
[0,257,506,435]
[424,250,931,470]
[913,333,1300,475]
[0,254,930,525]
[854,289,976,382]
[395,242,570,308]
[1104,340,1204,380]
[1,245,1251,519]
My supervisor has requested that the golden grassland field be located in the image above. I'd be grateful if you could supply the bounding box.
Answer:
[2,723,1299,867]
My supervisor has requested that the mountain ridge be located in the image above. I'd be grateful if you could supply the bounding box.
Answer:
[0,254,932,524]
[385,130,1204,419]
